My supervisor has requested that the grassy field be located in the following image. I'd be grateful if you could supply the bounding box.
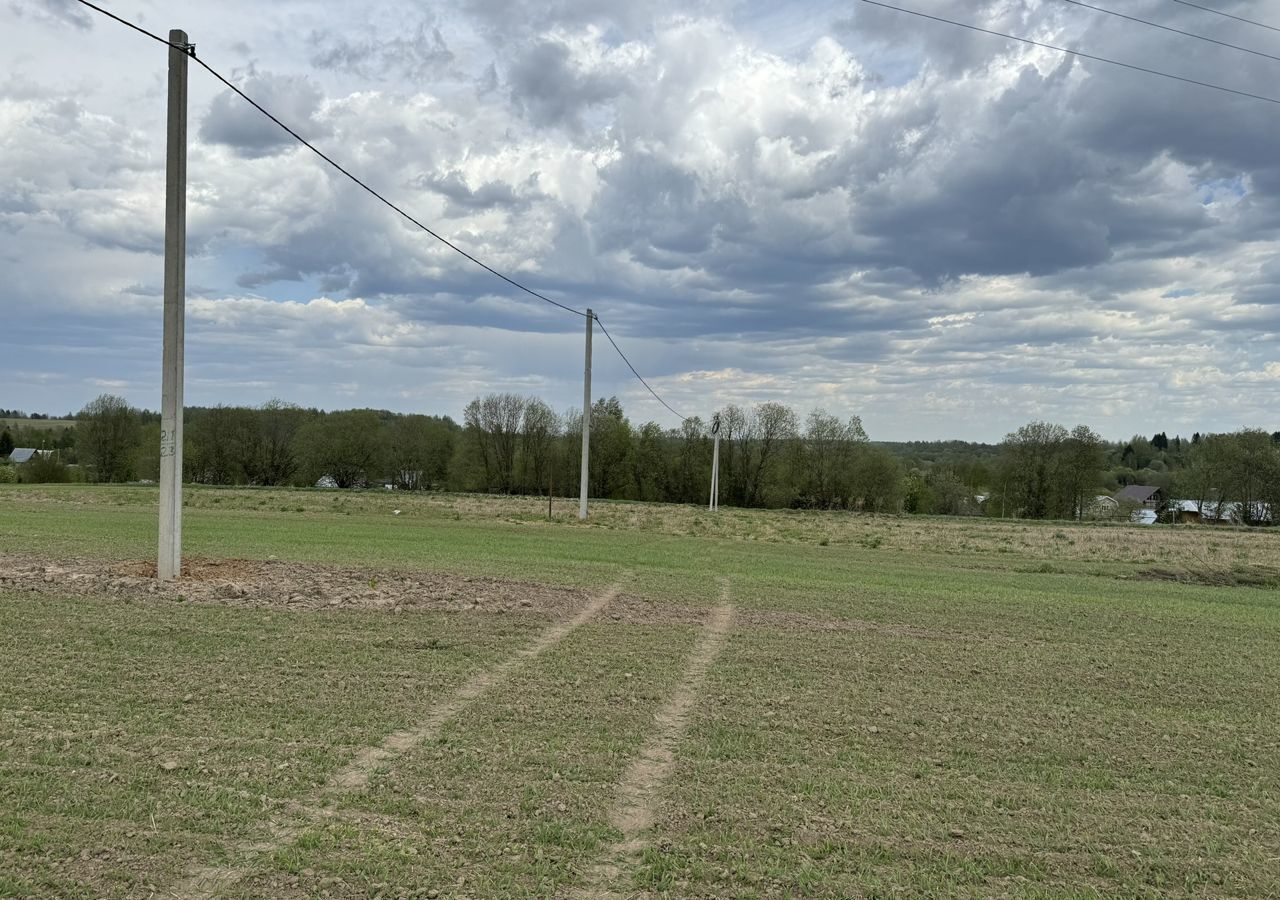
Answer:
[0,418,74,433]
[0,484,1277,898]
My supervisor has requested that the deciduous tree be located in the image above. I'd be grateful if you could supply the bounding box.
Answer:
[78,394,140,483]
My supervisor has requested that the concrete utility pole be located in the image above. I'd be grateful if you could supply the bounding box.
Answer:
[578,309,593,520]
[158,29,190,581]
[709,414,721,511]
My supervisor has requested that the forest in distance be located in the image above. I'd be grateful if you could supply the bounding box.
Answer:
[2,395,1278,525]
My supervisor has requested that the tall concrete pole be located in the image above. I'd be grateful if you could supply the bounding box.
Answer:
[578,309,593,520]
[710,433,720,511]
[710,414,721,511]
[158,29,189,581]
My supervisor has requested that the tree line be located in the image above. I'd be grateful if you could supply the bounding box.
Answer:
[0,393,902,508]
[2,394,1276,524]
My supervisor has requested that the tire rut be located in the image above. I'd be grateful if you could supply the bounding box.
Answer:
[173,581,621,900]
[570,583,735,899]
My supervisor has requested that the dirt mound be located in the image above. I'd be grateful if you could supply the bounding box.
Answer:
[0,553,589,616]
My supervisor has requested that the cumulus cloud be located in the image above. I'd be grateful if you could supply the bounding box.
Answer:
[1,0,1277,439]
[309,20,455,82]
[199,71,330,157]
[9,0,90,31]
[506,32,638,131]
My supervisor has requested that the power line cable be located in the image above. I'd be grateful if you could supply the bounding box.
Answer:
[1057,0,1280,64]
[188,59,587,319]
[71,0,174,48]
[595,316,689,422]
[855,0,1280,106]
[1168,0,1280,36]
[72,0,586,319]
[67,0,1280,425]
[72,0,694,423]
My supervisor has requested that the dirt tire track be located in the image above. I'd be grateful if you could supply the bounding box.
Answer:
[570,584,735,899]
[174,582,621,900]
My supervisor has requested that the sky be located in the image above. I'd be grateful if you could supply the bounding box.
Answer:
[1,0,1278,441]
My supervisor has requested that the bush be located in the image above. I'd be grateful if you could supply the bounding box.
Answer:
[0,464,15,484]
[18,455,71,484]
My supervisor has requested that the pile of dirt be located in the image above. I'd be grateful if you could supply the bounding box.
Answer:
[0,554,590,616]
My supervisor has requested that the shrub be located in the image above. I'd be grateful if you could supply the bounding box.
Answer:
[18,455,71,484]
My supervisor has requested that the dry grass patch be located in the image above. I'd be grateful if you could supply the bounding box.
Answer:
[7,485,1279,577]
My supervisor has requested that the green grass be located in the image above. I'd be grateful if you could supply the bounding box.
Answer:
[646,623,1279,897]
[0,593,541,897]
[236,621,701,898]
[0,484,1278,898]
[0,418,74,433]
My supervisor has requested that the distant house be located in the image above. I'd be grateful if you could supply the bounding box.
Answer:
[1173,499,1231,524]
[1076,495,1118,519]
[1131,509,1159,526]
[1171,499,1273,526]
[1173,499,1204,524]
[1205,500,1272,526]
[6,448,44,464]
[1084,495,1120,519]
[1240,502,1275,525]
[1114,485,1164,508]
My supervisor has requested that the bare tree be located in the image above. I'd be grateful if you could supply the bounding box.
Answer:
[997,421,1070,519]
[796,409,867,508]
[717,404,748,505]
[520,399,560,494]
[464,394,527,493]
[253,399,304,485]
[185,405,254,484]
[1061,424,1105,521]
[1216,429,1280,525]
[740,402,798,507]
[669,416,708,504]
[387,414,454,491]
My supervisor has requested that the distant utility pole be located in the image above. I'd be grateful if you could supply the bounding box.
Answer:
[158,29,190,581]
[709,413,721,511]
[578,309,593,520]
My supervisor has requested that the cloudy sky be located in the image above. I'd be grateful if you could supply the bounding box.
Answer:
[2,0,1278,440]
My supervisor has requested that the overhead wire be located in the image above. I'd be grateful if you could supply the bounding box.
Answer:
[71,0,693,423]
[70,0,172,48]
[855,0,1280,106]
[72,0,584,318]
[595,316,689,422]
[1168,0,1280,36]
[1057,0,1280,64]
[67,0,1280,427]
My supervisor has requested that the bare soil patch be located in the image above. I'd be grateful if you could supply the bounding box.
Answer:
[0,553,588,617]
[0,553,988,639]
